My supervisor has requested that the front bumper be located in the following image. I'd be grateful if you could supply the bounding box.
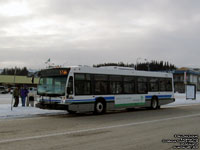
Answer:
[36,101,68,110]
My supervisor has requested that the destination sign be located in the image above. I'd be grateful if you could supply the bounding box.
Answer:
[60,70,68,75]
[39,68,70,77]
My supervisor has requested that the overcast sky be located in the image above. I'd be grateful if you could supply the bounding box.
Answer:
[0,0,200,69]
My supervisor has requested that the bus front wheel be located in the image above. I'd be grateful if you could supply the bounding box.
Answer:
[94,100,106,115]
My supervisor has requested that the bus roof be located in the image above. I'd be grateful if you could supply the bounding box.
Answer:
[39,66,173,78]
[67,66,173,78]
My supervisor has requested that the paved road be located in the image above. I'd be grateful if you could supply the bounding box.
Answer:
[0,105,199,150]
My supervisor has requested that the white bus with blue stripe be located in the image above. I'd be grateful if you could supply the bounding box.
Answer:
[36,66,175,114]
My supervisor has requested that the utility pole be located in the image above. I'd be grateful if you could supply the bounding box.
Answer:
[144,59,150,71]
[11,67,17,111]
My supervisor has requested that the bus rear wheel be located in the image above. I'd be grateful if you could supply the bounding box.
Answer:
[151,98,158,109]
[94,100,106,115]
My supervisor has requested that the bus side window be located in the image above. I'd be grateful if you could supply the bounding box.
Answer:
[123,76,135,94]
[159,78,172,92]
[166,79,172,91]
[137,77,148,94]
[75,73,91,95]
[67,76,73,95]
[159,79,166,91]
[109,76,123,94]
[149,78,159,92]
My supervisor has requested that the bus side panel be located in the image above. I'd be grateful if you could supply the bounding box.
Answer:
[106,102,115,110]
[146,92,175,106]
[67,96,95,112]
[158,98,175,105]
[68,104,94,113]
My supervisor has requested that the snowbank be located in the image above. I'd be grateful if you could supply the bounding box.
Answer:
[166,92,200,106]
[0,94,67,119]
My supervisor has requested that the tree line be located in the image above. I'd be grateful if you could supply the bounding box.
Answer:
[0,60,176,76]
[1,67,29,76]
[93,60,176,71]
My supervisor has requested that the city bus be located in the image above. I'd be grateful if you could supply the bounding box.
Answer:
[36,66,175,114]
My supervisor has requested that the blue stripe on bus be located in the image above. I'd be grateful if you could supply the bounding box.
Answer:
[104,96,115,101]
[41,95,172,103]
[145,95,172,99]
[67,99,95,103]
[68,95,172,103]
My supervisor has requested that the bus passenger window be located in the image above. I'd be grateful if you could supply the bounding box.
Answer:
[109,76,123,94]
[149,78,159,92]
[166,79,172,91]
[137,77,147,94]
[124,76,135,94]
[110,82,122,94]
[159,80,166,91]
[75,73,91,95]
[95,81,107,94]
[138,82,147,94]
[159,78,172,92]
[94,75,108,95]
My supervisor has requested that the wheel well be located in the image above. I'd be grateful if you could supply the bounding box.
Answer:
[95,97,106,108]
[152,96,158,101]
[94,97,107,114]
[95,97,106,104]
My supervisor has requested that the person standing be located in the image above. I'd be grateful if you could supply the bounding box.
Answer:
[13,87,20,107]
[20,86,28,107]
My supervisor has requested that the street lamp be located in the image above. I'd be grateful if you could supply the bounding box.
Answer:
[144,59,150,71]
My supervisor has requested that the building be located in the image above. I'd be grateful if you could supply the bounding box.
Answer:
[0,75,39,88]
[173,67,200,93]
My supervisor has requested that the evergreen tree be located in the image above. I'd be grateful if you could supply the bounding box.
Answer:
[93,60,176,71]
[1,67,29,75]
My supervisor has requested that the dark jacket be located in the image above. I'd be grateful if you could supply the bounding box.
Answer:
[20,88,28,98]
[13,88,20,97]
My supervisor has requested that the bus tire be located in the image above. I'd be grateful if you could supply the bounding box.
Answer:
[94,100,106,115]
[151,97,158,110]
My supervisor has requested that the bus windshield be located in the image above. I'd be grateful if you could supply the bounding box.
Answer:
[38,76,67,96]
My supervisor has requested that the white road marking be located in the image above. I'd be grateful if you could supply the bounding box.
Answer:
[0,113,200,144]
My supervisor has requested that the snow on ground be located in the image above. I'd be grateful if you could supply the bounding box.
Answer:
[0,93,200,119]
[0,94,67,119]
[166,92,200,106]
